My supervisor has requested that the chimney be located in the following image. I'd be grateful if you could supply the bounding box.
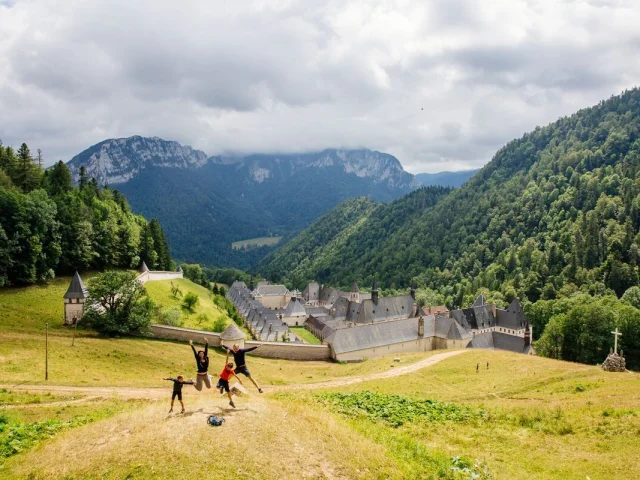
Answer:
[249,276,254,291]
[372,278,379,304]
[269,323,273,333]
[410,282,416,300]
[418,316,424,337]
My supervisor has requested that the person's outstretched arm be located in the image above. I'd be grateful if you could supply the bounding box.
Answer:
[243,344,262,353]
[189,340,198,359]
[164,377,176,382]
[232,373,243,385]
[203,337,209,357]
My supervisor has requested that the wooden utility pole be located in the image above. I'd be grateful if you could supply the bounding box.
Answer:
[45,322,49,380]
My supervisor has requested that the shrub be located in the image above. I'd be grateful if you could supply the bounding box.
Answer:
[156,307,183,327]
[213,314,227,332]
[182,292,199,313]
[195,313,209,326]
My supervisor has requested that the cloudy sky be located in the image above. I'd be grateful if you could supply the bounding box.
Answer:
[1,0,639,173]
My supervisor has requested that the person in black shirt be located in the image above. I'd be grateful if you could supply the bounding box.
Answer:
[190,338,212,391]
[163,375,194,413]
[223,343,264,393]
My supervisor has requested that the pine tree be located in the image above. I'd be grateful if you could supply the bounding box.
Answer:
[46,161,73,196]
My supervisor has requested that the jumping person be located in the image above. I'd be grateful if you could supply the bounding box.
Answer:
[163,375,194,413]
[223,343,264,393]
[190,337,211,391]
[217,359,243,408]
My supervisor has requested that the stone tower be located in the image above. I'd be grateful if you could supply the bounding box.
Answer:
[63,271,89,325]
[350,281,360,303]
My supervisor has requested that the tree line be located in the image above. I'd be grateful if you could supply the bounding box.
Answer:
[0,141,173,286]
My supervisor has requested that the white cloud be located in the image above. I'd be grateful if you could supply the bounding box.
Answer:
[0,0,639,172]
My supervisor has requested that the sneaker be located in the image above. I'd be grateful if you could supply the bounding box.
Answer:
[258,388,263,393]
[229,400,236,408]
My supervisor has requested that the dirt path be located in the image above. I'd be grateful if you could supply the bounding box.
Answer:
[0,349,469,401]
[273,349,469,391]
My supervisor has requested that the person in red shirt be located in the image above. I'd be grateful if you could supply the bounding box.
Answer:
[217,359,243,408]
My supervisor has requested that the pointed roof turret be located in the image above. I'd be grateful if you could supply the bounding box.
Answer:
[220,323,246,340]
[372,278,378,292]
[140,261,149,273]
[63,271,89,300]
[351,281,360,293]
[176,265,183,274]
[472,293,486,307]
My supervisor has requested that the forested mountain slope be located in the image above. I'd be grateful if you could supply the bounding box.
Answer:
[0,145,172,286]
[259,187,453,283]
[261,89,640,307]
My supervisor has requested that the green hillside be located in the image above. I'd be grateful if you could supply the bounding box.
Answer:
[259,188,452,285]
[261,90,640,298]
[145,278,233,331]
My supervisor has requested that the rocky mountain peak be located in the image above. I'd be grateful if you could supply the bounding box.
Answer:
[67,136,209,185]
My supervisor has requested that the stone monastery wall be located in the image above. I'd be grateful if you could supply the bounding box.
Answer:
[137,271,183,284]
[149,325,332,361]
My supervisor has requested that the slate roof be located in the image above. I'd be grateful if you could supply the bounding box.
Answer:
[351,282,359,293]
[304,306,329,317]
[283,298,307,317]
[472,293,486,307]
[176,266,183,273]
[319,286,342,305]
[220,323,246,340]
[327,317,421,354]
[466,331,533,354]
[256,284,289,296]
[231,281,247,289]
[140,261,149,273]
[350,295,414,324]
[63,271,89,300]
[492,332,529,353]
[451,305,496,330]
[466,332,494,349]
[433,315,472,340]
[495,299,528,330]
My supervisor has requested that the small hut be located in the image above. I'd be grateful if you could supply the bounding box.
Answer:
[220,323,246,349]
[63,271,89,325]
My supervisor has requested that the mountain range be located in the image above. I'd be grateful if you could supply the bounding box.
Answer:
[66,139,423,267]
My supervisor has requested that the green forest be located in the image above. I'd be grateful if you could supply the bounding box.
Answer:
[259,89,640,368]
[0,142,173,286]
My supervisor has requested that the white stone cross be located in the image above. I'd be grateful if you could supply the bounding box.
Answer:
[611,328,622,355]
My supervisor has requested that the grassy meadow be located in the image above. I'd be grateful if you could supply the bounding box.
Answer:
[1,278,640,479]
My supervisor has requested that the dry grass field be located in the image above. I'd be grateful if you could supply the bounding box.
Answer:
[2,280,640,479]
